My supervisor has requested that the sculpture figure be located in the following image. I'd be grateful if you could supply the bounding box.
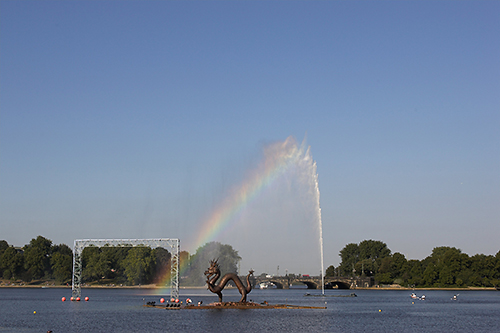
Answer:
[205,259,254,303]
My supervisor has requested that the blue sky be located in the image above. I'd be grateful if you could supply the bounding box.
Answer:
[1,1,499,274]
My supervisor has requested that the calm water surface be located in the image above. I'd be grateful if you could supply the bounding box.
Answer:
[0,288,499,332]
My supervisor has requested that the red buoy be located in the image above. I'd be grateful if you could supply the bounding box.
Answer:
[170,298,175,303]
[84,297,89,301]
[76,297,81,301]
[160,298,165,303]
[61,297,66,302]
[70,297,74,301]
[175,299,179,303]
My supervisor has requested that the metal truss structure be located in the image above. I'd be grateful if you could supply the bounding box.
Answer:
[72,238,180,299]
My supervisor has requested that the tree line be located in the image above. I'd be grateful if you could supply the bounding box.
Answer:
[0,236,241,286]
[3,236,499,288]
[326,239,500,288]
[0,236,73,283]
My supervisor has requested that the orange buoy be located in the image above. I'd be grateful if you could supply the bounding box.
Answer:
[76,297,81,301]
[84,297,89,301]
[61,297,66,302]
[160,298,165,303]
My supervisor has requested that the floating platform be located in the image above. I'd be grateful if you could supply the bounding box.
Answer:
[304,292,357,297]
[144,301,326,310]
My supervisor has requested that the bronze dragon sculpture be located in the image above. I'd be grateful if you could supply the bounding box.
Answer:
[204,259,254,303]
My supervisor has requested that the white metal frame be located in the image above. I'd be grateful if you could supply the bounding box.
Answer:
[72,238,180,299]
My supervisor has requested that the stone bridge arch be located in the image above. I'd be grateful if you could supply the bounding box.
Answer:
[297,280,319,289]
[267,279,285,289]
[325,280,351,289]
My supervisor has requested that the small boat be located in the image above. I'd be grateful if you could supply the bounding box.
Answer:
[258,282,276,289]
[410,293,418,299]
[452,294,459,301]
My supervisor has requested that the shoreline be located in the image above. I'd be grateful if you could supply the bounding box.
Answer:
[354,287,497,291]
[0,284,496,291]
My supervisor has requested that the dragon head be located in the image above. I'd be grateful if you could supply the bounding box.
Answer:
[204,258,220,277]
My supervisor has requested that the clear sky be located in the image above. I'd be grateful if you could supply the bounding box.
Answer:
[1,1,499,275]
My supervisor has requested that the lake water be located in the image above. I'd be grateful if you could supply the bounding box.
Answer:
[0,287,499,332]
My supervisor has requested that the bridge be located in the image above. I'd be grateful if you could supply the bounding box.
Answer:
[253,275,373,289]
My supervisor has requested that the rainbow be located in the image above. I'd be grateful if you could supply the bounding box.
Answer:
[155,136,307,291]
[188,136,306,251]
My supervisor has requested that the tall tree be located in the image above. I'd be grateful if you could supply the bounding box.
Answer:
[152,247,170,284]
[338,240,391,277]
[82,246,110,282]
[101,246,131,279]
[422,264,438,286]
[1,246,24,280]
[338,243,359,276]
[325,265,336,277]
[50,244,73,283]
[0,240,8,253]
[122,246,155,285]
[185,242,241,286]
[23,236,52,280]
[358,240,391,261]
[0,240,9,278]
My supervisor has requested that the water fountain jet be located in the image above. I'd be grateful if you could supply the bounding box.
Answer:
[187,136,325,291]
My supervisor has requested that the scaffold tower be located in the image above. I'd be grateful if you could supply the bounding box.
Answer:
[71,238,180,300]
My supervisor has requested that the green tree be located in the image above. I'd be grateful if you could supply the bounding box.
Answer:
[338,240,391,277]
[375,272,393,284]
[391,252,407,279]
[376,256,393,283]
[101,246,131,281]
[424,246,469,287]
[82,246,111,282]
[185,242,241,286]
[422,264,438,287]
[469,254,497,287]
[325,265,336,277]
[338,243,359,276]
[358,240,391,261]
[403,260,423,286]
[50,244,73,283]
[152,247,170,284]
[492,251,500,287]
[23,236,52,280]
[122,246,155,285]
[355,258,377,277]
[0,240,10,277]
[0,240,8,253]
[1,246,24,280]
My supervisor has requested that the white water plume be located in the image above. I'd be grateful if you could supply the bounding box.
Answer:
[211,136,324,285]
